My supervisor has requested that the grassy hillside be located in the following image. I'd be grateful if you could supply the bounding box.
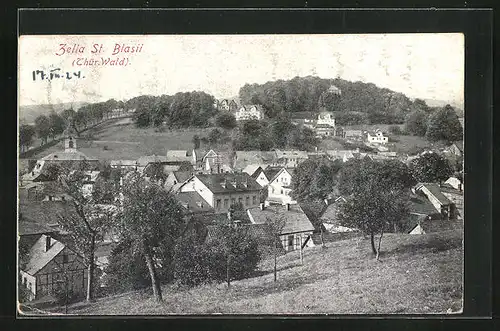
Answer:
[24,117,213,161]
[42,229,462,315]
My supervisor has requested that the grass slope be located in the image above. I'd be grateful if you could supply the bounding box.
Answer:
[52,229,462,315]
[26,117,213,161]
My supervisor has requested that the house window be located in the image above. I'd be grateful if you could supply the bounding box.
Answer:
[238,197,243,204]
[281,189,283,194]
[224,199,229,208]
[252,196,257,204]
[216,199,221,209]
[245,196,250,206]
[48,196,53,201]
[231,198,236,205]
[287,235,294,250]
[62,253,68,263]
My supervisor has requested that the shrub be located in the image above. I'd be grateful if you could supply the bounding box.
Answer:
[173,229,260,287]
[389,125,403,135]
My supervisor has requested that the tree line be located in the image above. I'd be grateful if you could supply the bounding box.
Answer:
[19,99,124,153]
[404,103,463,142]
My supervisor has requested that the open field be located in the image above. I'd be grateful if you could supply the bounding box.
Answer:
[39,229,463,315]
[22,117,214,161]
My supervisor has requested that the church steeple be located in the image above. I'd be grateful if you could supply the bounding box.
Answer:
[63,116,77,152]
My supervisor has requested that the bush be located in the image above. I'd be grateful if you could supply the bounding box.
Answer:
[173,229,260,287]
[389,125,403,135]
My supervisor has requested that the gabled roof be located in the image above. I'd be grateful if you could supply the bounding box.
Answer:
[234,151,278,169]
[264,167,285,183]
[326,150,355,159]
[18,200,76,230]
[409,194,440,216]
[193,173,262,193]
[247,204,315,234]
[42,150,94,161]
[172,171,193,183]
[238,104,264,112]
[19,217,58,236]
[416,183,452,205]
[166,150,193,162]
[275,150,308,159]
[110,160,137,167]
[136,155,169,167]
[175,191,215,214]
[244,164,267,177]
[24,234,65,275]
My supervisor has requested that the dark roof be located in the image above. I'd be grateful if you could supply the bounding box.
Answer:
[19,200,76,230]
[24,234,66,275]
[175,191,215,214]
[409,194,440,216]
[452,141,464,153]
[250,166,264,179]
[247,204,315,234]
[19,217,58,236]
[418,183,452,205]
[195,173,262,193]
[290,111,317,120]
[263,167,283,182]
[205,223,285,255]
[173,171,193,183]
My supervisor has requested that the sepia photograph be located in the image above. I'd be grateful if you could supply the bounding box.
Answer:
[17,33,464,316]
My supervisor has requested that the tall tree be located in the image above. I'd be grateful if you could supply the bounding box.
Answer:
[118,173,185,302]
[409,152,454,184]
[55,163,117,302]
[48,112,66,140]
[192,134,201,149]
[19,124,35,152]
[405,110,428,136]
[265,213,286,282]
[215,112,237,130]
[425,105,463,142]
[34,115,51,144]
[292,158,343,201]
[338,159,411,260]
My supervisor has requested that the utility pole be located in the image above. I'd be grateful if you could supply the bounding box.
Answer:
[299,234,303,265]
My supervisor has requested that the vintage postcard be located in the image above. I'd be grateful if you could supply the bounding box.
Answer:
[18,33,464,315]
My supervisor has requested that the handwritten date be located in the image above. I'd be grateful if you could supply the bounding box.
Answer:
[32,68,84,81]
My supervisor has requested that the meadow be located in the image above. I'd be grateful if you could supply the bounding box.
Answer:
[39,229,463,315]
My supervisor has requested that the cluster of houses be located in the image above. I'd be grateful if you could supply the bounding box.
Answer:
[17,120,464,304]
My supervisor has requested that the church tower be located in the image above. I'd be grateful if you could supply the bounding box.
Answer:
[63,117,78,152]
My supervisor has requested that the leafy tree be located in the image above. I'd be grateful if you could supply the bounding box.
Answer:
[208,128,224,145]
[104,239,154,293]
[409,152,454,184]
[19,124,35,152]
[118,173,185,302]
[412,98,430,113]
[338,159,412,259]
[265,213,286,282]
[215,112,237,130]
[271,117,296,149]
[135,111,151,128]
[192,134,201,149]
[55,163,118,302]
[425,105,463,142]
[61,108,76,124]
[405,110,428,136]
[48,112,66,140]
[34,115,51,144]
[388,125,403,135]
[292,158,343,201]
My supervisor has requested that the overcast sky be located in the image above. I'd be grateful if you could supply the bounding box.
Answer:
[19,33,464,108]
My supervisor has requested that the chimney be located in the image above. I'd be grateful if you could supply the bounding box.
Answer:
[260,202,265,210]
[45,236,51,252]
